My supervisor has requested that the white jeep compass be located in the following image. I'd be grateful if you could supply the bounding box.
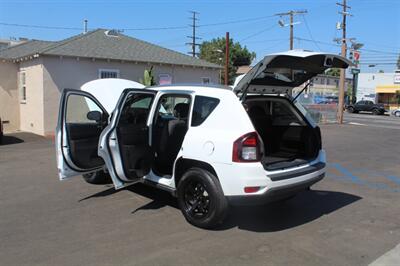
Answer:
[56,50,351,228]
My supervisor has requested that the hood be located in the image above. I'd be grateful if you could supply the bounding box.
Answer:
[233,50,353,96]
[80,78,145,113]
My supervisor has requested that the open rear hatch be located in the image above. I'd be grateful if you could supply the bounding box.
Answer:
[233,50,352,170]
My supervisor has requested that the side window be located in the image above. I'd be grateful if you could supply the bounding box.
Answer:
[191,96,220,127]
[66,94,103,124]
[119,93,155,125]
[155,95,190,120]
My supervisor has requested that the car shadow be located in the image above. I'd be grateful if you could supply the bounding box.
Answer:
[216,190,361,232]
[0,135,24,145]
[79,184,361,232]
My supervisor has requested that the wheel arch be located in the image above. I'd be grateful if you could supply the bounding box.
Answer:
[174,157,218,188]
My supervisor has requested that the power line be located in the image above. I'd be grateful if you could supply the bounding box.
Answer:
[301,14,321,51]
[0,22,82,31]
[240,24,277,42]
[198,15,275,27]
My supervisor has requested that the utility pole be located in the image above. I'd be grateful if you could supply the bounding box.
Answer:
[225,32,230,85]
[336,0,351,123]
[186,11,200,57]
[275,10,307,50]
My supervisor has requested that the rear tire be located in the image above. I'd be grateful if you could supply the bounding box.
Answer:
[177,168,228,229]
[82,171,112,185]
[395,111,400,117]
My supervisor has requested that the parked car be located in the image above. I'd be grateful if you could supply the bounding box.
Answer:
[0,117,3,144]
[56,51,351,228]
[314,95,338,104]
[392,108,400,117]
[346,100,386,115]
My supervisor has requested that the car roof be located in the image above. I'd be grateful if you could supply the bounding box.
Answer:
[143,84,235,97]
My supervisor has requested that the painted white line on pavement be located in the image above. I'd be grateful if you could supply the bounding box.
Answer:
[369,243,400,266]
[347,122,367,126]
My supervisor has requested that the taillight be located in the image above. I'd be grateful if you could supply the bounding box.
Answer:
[232,132,262,162]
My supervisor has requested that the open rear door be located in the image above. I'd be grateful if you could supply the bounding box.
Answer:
[56,89,109,180]
[98,89,158,189]
[233,50,353,98]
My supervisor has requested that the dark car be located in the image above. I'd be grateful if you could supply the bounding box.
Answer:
[346,100,386,115]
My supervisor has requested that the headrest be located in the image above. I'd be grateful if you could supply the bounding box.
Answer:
[174,103,189,119]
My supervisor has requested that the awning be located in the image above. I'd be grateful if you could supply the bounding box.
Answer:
[376,85,400,94]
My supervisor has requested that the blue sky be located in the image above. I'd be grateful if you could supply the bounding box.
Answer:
[0,0,399,72]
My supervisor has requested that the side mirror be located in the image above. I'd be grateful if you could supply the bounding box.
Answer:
[87,110,102,122]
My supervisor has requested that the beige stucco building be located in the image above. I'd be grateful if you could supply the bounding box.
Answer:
[0,29,221,136]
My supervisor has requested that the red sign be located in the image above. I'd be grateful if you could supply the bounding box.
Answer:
[353,51,360,61]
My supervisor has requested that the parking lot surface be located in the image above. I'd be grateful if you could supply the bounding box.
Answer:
[1,118,399,265]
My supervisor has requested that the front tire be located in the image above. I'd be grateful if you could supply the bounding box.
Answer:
[372,108,381,115]
[395,111,400,117]
[347,107,355,113]
[177,168,228,229]
[82,171,112,185]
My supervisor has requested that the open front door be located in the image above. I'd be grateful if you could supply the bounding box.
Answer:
[98,89,157,189]
[56,89,109,180]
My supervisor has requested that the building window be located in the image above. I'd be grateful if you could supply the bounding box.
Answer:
[202,77,211,84]
[19,72,26,103]
[98,69,120,79]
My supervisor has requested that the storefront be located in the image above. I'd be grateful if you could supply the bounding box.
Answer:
[376,85,400,110]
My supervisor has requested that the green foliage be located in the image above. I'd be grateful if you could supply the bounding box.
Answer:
[325,68,341,77]
[199,37,256,84]
[140,66,156,86]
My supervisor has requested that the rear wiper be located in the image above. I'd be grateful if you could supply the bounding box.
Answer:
[292,81,311,103]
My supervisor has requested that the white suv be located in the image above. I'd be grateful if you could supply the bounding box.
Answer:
[56,50,351,228]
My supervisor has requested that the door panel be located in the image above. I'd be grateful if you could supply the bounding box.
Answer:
[56,89,108,180]
[66,123,104,168]
[98,89,157,189]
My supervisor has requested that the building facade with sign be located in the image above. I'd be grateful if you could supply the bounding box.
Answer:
[357,71,400,110]
[0,29,221,136]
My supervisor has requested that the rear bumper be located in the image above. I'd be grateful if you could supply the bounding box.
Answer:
[227,172,324,206]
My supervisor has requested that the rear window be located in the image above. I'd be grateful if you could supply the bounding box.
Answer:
[191,96,220,127]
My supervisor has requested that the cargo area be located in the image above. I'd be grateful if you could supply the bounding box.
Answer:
[244,96,321,171]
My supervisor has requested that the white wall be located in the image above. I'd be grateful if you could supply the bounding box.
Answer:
[19,58,45,135]
[357,72,395,102]
[0,62,19,133]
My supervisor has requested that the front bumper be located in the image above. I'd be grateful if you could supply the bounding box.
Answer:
[227,172,324,206]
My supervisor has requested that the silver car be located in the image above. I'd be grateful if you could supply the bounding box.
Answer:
[392,108,400,117]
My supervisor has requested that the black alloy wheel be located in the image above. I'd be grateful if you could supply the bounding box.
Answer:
[177,168,228,229]
[183,180,210,218]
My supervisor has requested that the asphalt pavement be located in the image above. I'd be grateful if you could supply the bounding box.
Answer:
[0,119,399,266]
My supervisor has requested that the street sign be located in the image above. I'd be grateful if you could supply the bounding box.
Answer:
[351,68,360,74]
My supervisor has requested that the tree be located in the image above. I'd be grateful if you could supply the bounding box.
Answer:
[139,66,156,86]
[199,37,256,84]
[325,68,340,77]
